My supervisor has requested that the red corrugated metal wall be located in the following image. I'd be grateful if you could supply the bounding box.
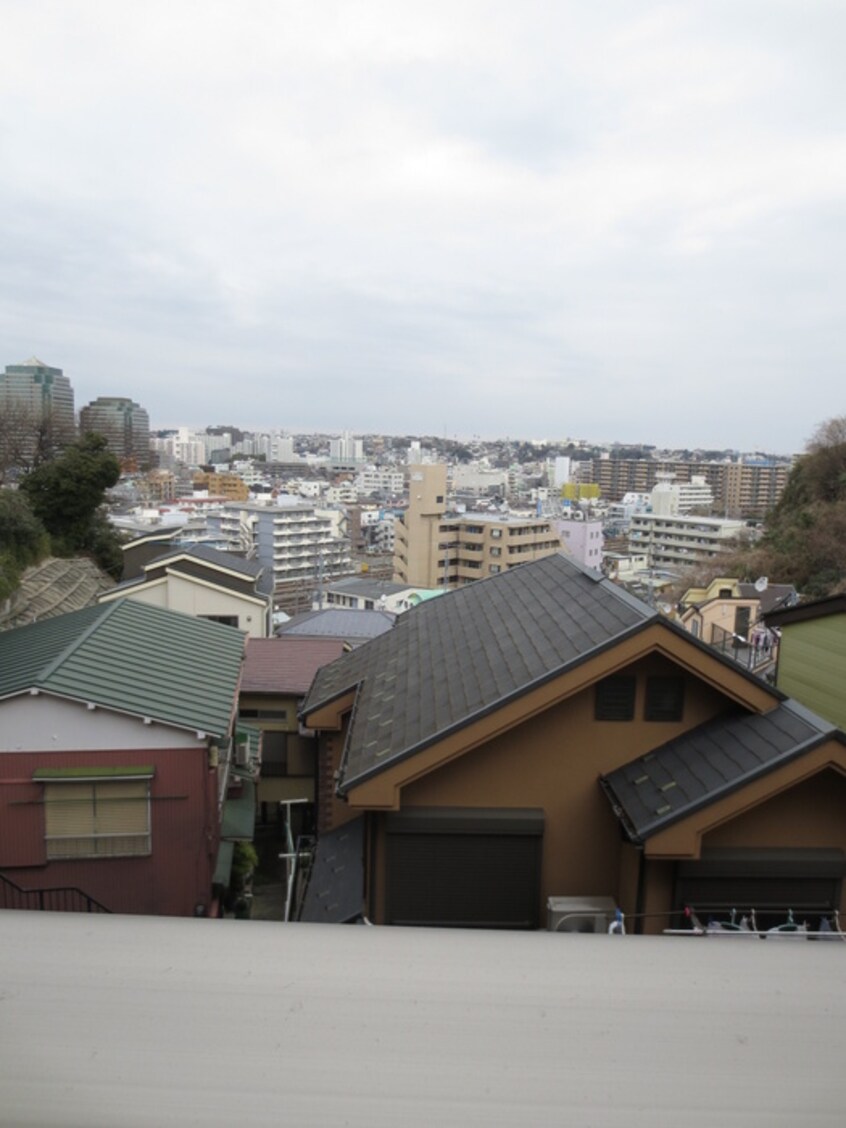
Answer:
[0,747,218,916]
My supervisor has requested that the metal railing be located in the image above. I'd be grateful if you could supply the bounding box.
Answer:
[0,872,110,914]
[710,625,775,673]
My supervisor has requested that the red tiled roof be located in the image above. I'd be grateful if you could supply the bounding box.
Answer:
[241,637,346,696]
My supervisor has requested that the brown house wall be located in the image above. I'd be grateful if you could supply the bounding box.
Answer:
[0,747,217,916]
[638,754,846,931]
[703,769,846,853]
[368,654,737,926]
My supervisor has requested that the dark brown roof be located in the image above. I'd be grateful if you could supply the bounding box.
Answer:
[736,582,797,615]
[601,699,839,843]
[303,554,659,793]
[241,637,346,696]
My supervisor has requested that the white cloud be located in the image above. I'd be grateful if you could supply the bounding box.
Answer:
[1,1,845,450]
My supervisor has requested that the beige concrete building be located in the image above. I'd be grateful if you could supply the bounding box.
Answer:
[393,465,563,588]
[192,471,250,501]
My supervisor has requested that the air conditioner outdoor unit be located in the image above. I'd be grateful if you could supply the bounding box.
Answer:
[234,741,250,767]
[547,896,617,933]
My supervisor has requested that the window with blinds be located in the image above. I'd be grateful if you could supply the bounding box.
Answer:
[43,778,151,859]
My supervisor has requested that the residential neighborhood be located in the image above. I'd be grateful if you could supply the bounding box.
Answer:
[1,389,845,934]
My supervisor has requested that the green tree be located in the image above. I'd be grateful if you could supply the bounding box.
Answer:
[20,433,123,576]
[0,489,50,600]
[720,416,846,597]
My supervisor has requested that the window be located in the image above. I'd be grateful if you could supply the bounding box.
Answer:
[201,614,239,628]
[239,708,287,721]
[645,676,685,721]
[490,564,501,574]
[490,546,501,557]
[261,732,288,776]
[41,773,152,859]
[734,606,751,641]
[595,676,636,721]
[490,528,502,538]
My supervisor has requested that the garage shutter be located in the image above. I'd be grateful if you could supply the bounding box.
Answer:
[386,808,543,929]
[674,849,844,930]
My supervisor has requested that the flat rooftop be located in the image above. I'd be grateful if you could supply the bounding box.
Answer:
[1,911,843,1127]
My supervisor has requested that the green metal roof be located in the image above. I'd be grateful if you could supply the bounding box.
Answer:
[0,599,245,739]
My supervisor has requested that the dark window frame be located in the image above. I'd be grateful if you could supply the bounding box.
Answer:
[594,675,637,721]
[644,675,685,721]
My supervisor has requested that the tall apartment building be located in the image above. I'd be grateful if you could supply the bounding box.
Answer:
[628,512,747,570]
[330,431,364,467]
[0,356,76,462]
[722,460,790,518]
[79,395,151,469]
[208,498,352,590]
[394,465,563,588]
[583,458,788,519]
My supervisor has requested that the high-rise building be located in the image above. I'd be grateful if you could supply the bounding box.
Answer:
[329,431,364,467]
[79,396,151,469]
[394,465,564,589]
[0,356,76,464]
[208,497,352,591]
[582,457,788,520]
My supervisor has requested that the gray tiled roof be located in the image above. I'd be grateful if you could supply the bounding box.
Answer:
[601,699,838,843]
[326,578,417,598]
[303,554,656,792]
[299,816,364,923]
[278,609,396,642]
[148,544,263,579]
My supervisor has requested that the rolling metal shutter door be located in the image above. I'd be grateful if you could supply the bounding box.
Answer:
[386,808,544,929]
[674,849,844,929]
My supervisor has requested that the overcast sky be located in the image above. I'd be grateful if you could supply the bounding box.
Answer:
[2,2,844,452]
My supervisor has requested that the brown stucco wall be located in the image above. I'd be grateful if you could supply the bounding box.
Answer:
[703,768,846,852]
[367,652,739,927]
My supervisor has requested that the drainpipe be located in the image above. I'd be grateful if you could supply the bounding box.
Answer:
[634,845,646,936]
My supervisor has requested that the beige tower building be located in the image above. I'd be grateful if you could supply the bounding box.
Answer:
[394,465,564,589]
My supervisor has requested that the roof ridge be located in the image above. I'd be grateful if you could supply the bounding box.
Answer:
[37,600,121,683]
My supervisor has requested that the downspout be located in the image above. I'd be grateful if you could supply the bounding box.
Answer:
[634,845,646,936]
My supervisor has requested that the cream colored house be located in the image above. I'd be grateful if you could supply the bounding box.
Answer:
[99,545,273,637]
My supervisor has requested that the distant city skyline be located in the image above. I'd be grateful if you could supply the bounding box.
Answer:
[3,4,845,455]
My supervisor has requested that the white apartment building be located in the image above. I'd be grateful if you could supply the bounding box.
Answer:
[554,514,604,571]
[150,428,232,467]
[330,431,364,465]
[651,473,714,516]
[355,467,406,496]
[359,507,396,554]
[325,483,358,505]
[628,512,747,569]
[207,497,352,588]
[451,464,508,496]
